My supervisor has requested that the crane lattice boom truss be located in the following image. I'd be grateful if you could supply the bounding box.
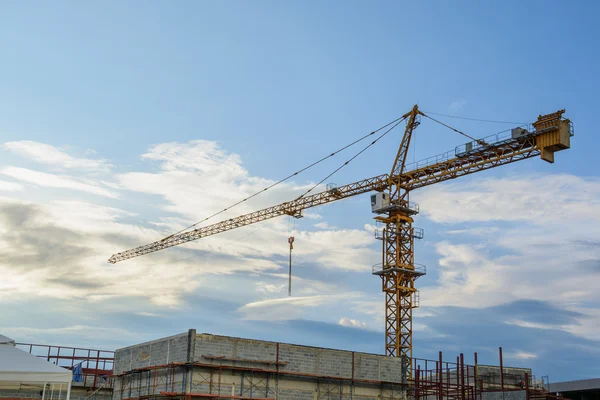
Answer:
[109,113,569,264]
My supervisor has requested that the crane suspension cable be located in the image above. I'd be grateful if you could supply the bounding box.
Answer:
[421,113,488,146]
[159,115,407,241]
[421,110,528,125]
[295,116,407,200]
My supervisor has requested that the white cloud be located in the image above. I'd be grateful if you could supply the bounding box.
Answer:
[115,140,378,272]
[505,320,560,331]
[417,174,600,341]
[417,175,600,224]
[256,281,286,295]
[507,351,538,360]
[1,325,142,346]
[292,227,378,271]
[303,212,322,220]
[448,99,466,114]
[339,317,367,329]
[0,139,382,324]
[0,197,282,308]
[0,136,384,318]
[3,141,110,171]
[562,308,600,342]
[238,294,350,321]
[142,140,243,175]
[446,226,500,236]
[260,273,347,298]
[1,167,117,198]
[0,180,23,191]
[136,312,162,317]
[119,140,313,222]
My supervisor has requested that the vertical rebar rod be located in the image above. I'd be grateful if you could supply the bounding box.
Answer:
[446,364,450,397]
[276,343,280,400]
[467,359,470,400]
[439,351,444,400]
[499,347,504,392]
[460,353,465,400]
[87,349,91,389]
[351,352,355,400]
[218,365,222,396]
[416,366,421,400]
[94,350,100,389]
[474,353,479,400]
[457,357,460,389]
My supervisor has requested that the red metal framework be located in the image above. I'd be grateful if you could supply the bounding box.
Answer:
[16,342,115,389]
[412,352,478,400]
[411,348,570,400]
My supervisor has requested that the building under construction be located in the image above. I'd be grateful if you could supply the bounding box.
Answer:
[109,330,557,400]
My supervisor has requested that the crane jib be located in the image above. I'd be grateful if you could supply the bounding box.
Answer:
[108,113,572,265]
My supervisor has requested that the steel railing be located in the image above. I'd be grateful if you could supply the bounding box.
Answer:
[16,342,115,389]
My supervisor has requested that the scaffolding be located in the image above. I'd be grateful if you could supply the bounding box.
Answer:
[113,360,408,400]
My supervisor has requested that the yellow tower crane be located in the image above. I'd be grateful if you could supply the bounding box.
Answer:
[108,106,573,377]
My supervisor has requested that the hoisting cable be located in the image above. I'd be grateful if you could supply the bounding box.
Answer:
[158,115,407,241]
[288,236,294,296]
[421,113,490,147]
[294,116,407,200]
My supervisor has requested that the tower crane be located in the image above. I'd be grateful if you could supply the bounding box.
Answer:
[108,106,572,377]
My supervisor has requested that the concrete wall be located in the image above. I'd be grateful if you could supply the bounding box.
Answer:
[113,332,190,374]
[482,390,527,400]
[477,365,531,390]
[193,333,406,382]
[112,330,408,400]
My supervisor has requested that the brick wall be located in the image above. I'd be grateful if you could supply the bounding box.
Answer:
[112,331,408,400]
[482,390,527,400]
[113,332,190,374]
[194,333,407,383]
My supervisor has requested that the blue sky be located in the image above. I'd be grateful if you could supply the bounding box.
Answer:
[1,1,599,382]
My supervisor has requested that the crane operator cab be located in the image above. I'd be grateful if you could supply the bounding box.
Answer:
[371,192,419,216]
[371,192,390,213]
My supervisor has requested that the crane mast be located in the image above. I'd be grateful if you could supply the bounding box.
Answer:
[109,106,573,379]
[374,105,424,369]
